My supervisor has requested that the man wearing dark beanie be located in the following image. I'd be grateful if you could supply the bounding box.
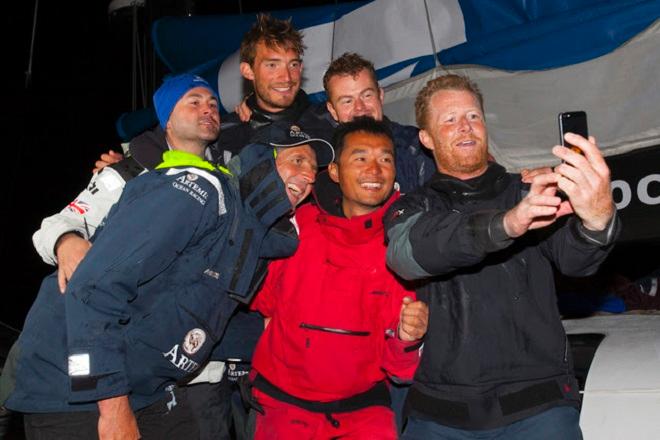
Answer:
[0,73,319,439]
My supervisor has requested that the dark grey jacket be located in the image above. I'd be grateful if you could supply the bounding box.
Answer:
[385,163,619,429]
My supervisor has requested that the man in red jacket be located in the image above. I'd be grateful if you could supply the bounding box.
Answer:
[248,116,429,439]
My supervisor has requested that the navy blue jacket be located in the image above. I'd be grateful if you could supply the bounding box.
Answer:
[2,146,296,413]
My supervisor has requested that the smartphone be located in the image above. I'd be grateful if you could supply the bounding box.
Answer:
[558,111,588,155]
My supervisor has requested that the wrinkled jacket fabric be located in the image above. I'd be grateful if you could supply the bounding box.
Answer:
[3,146,296,413]
[385,163,620,429]
[251,191,420,402]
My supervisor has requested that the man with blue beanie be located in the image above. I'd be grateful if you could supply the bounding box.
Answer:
[1,73,328,439]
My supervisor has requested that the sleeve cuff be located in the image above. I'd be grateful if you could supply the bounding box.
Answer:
[67,346,129,403]
[68,371,130,403]
[467,210,513,252]
[575,212,619,246]
[488,211,512,246]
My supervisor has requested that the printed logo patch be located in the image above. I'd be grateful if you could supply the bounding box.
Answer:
[66,199,91,215]
[391,208,405,220]
[163,344,200,373]
[172,174,209,205]
[182,328,206,355]
[289,125,310,140]
[87,181,99,195]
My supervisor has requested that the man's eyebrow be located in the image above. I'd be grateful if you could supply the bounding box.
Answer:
[184,93,218,104]
[347,146,394,155]
[336,87,377,100]
[262,57,302,63]
[291,153,318,168]
[347,147,368,155]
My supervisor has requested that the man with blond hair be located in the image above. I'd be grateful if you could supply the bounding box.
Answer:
[386,74,619,439]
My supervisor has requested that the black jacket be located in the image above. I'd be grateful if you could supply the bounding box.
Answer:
[216,91,311,165]
[385,163,619,429]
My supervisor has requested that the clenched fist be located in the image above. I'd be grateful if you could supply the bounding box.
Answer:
[398,296,429,342]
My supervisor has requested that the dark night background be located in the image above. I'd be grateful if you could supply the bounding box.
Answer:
[3,0,658,359]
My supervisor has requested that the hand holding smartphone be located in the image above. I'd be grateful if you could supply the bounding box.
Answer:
[558,111,588,156]
[557,111,589,200]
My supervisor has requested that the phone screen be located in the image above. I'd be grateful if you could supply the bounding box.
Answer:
[558,111,588,154]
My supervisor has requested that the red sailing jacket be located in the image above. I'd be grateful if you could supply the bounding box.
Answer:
[251,192,420,402]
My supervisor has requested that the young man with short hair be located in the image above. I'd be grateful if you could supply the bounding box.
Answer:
[218,13,310,162]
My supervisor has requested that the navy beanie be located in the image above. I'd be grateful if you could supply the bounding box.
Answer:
[153,74,219,128]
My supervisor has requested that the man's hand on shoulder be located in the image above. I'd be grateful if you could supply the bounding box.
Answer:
[93,150,124,173]
[234,95,253,122]
[398,296,428,342]
[55,232,92,293]
[97,395,140,440]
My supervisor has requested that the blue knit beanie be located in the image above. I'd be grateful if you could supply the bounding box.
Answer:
[153,74,219,128]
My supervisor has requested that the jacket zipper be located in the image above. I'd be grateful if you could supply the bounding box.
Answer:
[299,322,370,336]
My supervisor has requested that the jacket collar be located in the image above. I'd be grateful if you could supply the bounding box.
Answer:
[310,170,399,244]
[155,149,223,173]
[429,162,512,202]
[246,90,310,129]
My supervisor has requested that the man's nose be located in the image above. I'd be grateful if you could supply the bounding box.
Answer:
[279,65,293,83]
[458,116,472,132]
[301,165,316,183]
[354,98,366,113]
[364,159,382,175]
[201,101,214,114]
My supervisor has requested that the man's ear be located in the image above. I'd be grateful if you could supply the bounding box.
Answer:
[240,62,255,81]
[419,129,435,152]
[326,101,339,122]
[378,87,385,103]
[328,162,340,183]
